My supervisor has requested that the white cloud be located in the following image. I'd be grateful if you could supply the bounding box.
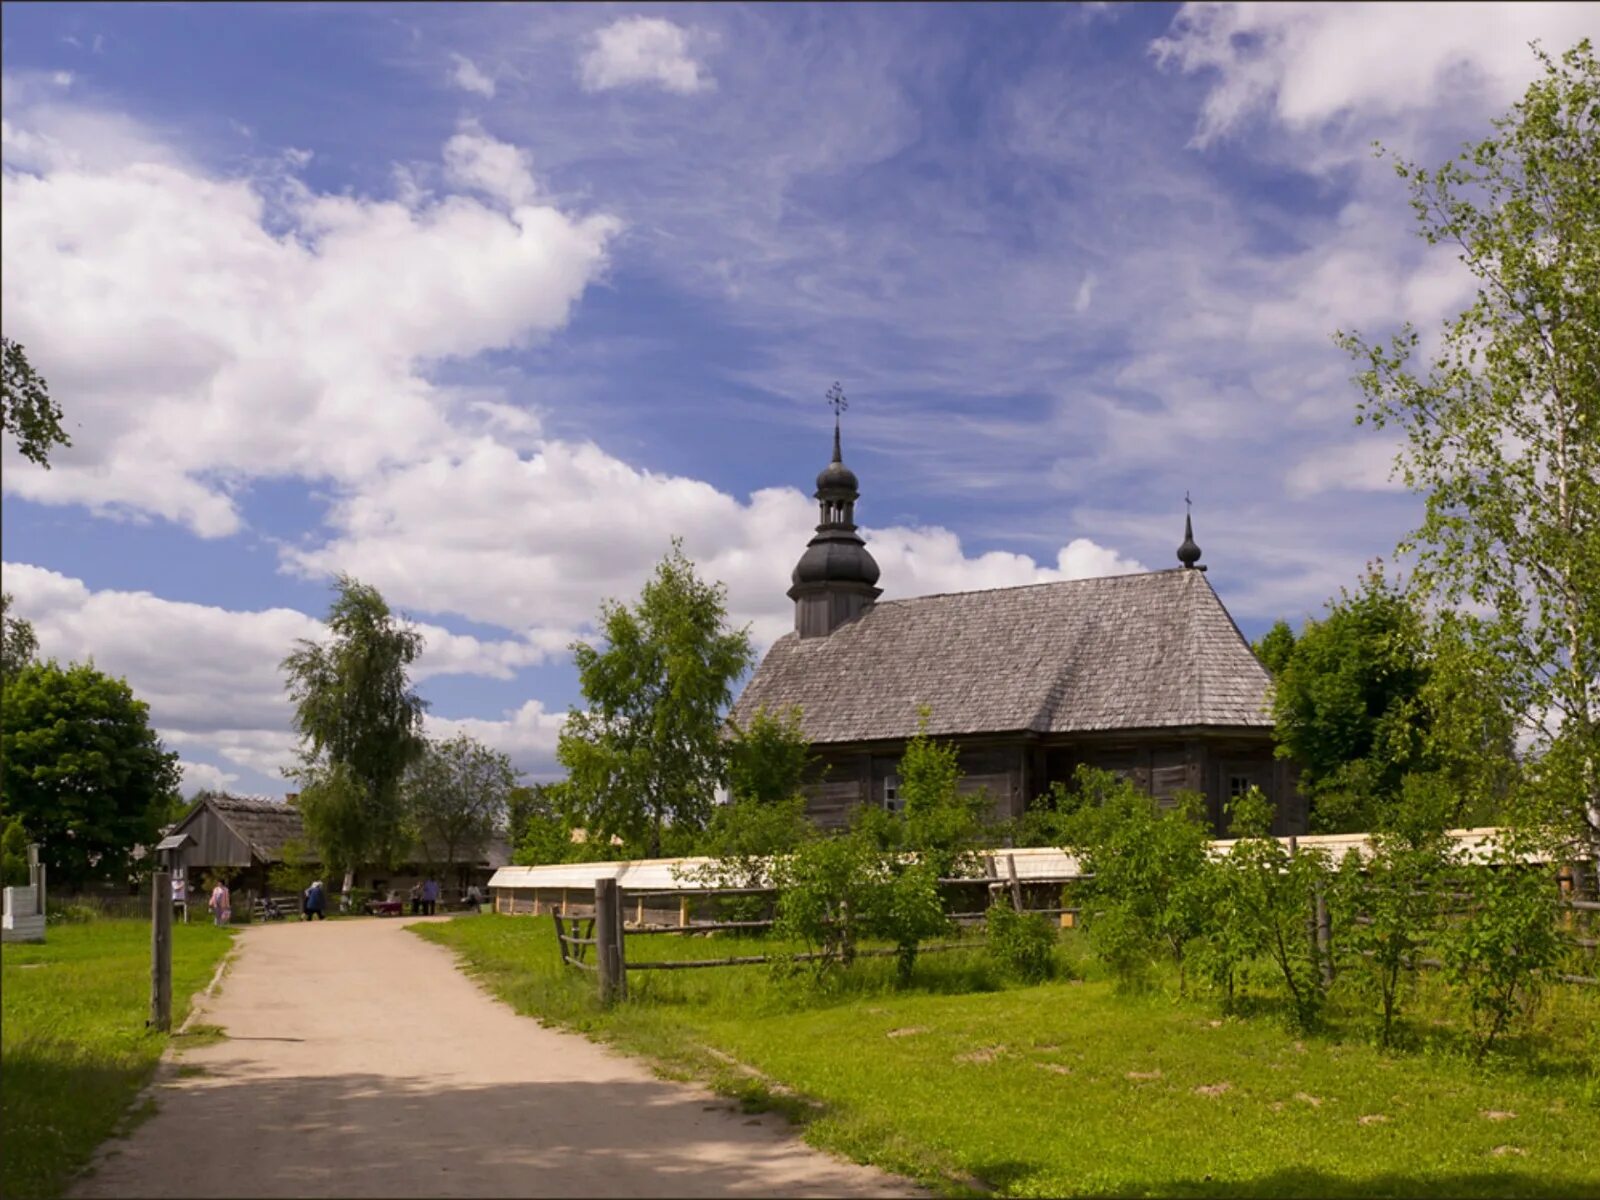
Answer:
[1,102,617,536]
[1,562,564,783]
[442,121,536,207]
[1152,2,1596,146]
[579,16,712,95]
[1285,437,1406,498]
[449,53,496,98]
[282,434,1147,655]
[178,759,240,796]
[426,700,566,779]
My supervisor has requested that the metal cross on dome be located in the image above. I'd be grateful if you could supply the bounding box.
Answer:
[826,382,848,419]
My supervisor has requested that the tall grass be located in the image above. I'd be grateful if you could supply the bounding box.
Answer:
[416,914,1600,1197]
[2,919,234,1199]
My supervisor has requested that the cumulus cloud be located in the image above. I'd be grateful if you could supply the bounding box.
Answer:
[426,700,566,779]
[579,16,712,95]
[178,759,241,796]
[282,436,1147,655]
[1,562,569,784]
[1152,2,1596,146]
[0,103,617,536]
[449,53,496,98]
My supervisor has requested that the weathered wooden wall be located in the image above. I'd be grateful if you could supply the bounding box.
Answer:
[803,730,1306,836]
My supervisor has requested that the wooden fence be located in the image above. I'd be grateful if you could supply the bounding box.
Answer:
[549,856,1598,1005]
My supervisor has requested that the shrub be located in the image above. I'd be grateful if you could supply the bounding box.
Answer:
[46,904,97,925]
[1330,827,1453,1047]
[1437,833,1563,1061]
[1223,789,1332,1031]
[986,902,1057,984]
[1062,768,1212,993]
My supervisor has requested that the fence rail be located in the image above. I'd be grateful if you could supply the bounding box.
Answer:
[548,855,1597,1003]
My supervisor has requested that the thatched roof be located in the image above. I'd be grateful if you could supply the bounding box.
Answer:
[202,795,306,862]
[730,568,1272,745]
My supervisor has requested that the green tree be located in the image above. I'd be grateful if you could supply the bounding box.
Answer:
[281,575,427,883]
[1,338,70,468]
[1330,821,1453,1048]
[1252,620,1297,677]
[1,816,30,887]
[1270,566,1437,832]
[1337,41,1600,864]
[405,733,517,881]
[507,783,558,848]
[1223,789,1333,1030]
[2,592,40,682]
[726,705,813,806]
[1,661,181,887]
[557,541,753,857]
[1062,767,1213,993]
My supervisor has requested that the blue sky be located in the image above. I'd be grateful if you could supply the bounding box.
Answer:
[3,2,1594,796]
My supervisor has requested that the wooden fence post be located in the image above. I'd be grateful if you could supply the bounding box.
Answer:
[1006,854,1024,914]
[551,912,568,967]
[595,878,623,1005]
[614,885,628,1001]
[1315,885,1333,986]
[150,870,173,1032]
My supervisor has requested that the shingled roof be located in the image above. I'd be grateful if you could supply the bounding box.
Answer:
[200,795,306,862]
[730,568,1272,745]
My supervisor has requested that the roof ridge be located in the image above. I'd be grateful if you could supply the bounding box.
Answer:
[875,567,1189,609]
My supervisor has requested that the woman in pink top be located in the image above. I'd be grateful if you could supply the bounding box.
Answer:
[208,880,231,927]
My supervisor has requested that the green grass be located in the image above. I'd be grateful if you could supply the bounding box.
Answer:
[1,919,235,1200]
[414,915,1600,1198]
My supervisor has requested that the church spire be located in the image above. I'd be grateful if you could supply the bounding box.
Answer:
[788,384,881,637]
[1177,492,1205,571]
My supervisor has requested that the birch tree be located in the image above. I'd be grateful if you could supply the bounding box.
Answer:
[1337,41,1599,866]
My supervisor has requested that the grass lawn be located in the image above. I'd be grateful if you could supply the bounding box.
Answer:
[414,915,1600,1198]
[1,919,235,1200]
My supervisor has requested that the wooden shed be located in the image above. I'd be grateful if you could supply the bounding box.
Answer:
[165,794,306,897]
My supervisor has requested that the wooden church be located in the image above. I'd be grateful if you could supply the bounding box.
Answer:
[729,411,1306,837]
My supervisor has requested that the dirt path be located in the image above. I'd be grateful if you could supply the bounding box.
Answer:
[72,918,920,1199]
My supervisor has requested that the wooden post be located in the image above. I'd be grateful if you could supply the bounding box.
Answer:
[595,878,622,1005]
[551,912,568,967]
[150,870,173,1032]
[613,886,629,1001]
[1006,854,1024,914]
[27,844,43,918]
[679,894,690,928]
[1315,885,1333,986]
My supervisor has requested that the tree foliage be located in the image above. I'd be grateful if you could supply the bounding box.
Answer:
[1,661,181,887]
[1337,40,1600,857]
[1251,620,1297,678]
[726,705,813,807]
[2,591,40,682]
[557,541,753,857]
[1062,767,1212,992]
[1269,567,1436,832]
[1437,833,1564,1061]
[281,575,427,878]
[1,338,70,468]
[405,733,517,876]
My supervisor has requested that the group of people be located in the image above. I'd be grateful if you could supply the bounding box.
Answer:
[189,875,483,927]
[408,878,441,915]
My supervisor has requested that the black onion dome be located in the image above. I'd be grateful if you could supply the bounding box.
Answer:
[815,459,859,494]
[1177,512,1202,569]
[792,538,880,587]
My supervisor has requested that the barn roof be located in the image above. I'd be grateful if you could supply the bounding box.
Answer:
[190,795,306,863]
[729,567,1272,745]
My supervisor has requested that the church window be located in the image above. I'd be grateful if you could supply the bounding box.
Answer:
[883,775,902,814]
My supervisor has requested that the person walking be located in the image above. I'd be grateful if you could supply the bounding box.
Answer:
[303,879,327,921]
[465,883,482,913]
[421,876,439,917]
[172,873,188,924]
[409,880,423,917]
[207,878,231,928]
